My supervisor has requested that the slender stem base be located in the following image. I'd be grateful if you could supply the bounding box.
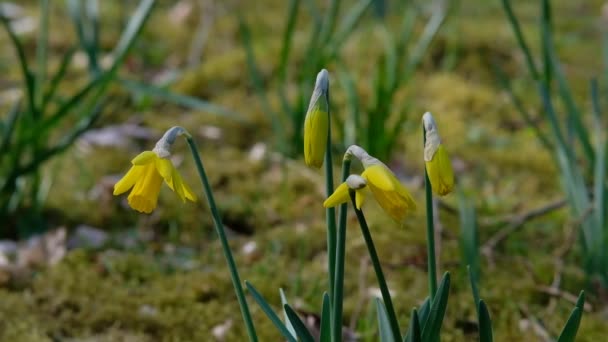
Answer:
[332,158,351,342]
[352,194,401,339]
[186,136,258,342]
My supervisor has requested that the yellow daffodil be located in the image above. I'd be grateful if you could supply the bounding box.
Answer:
[304,69,330,168]
[324,175,367,209]
[114,128,196,213]
[361,163,416,222]
[423,112,454,196]
[329,145,416,222]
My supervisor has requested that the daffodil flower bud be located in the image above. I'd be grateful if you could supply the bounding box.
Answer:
[423,112,454,196]
[342,145,416,222]
[304,69,330,168]
[114,126,196,213]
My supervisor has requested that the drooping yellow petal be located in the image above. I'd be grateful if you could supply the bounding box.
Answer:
[126,163,163,213]
[176,172,197,201]
[323,182,350,208]
[355,189,366,209]
[113,165,145,195]
[425,144,454,196]
[131,150,157,165]
[363,165,416,222]
[361,165,395,192]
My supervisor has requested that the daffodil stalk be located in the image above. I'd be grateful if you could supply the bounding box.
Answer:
[350,189,401,340]
[332,157,351,342]
[422,112,454,299]
[304,69,337,304]
[324,145,415,340]
[114,127,257,340]
[184,130,258,342]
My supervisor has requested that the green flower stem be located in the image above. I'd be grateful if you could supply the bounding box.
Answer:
[332,158,351,342]
[351,193,401,339]
[185,135,258,342]
[325,96,336,305]
[423,127,438,300]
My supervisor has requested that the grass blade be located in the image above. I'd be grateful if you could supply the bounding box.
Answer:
[478,300,493,342]
[284,304,315,342]
[549,50,595,165]
[119,79,243,120]
[493,62,553,151]
[421,272,451,342]
[540,0,552,88]
[280,289,297,340]
[404,308,421,342]
[278,0,300,83]
[41,47,77,112]
[328,0,372,57]
[404,1,447,78]
[319,292,331,342]
[556,291,585,342]
[0,101,21,156]
[500,0,539,80]
[468,266,480,315]
[245,282,296,342]
[376,298,396,342]
[35,0,50,112]
[591,80,606,232]
[0,12,36,115]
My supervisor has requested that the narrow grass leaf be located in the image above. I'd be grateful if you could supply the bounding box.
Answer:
[468,266,480,314]
[319,292,331,342]
[119,79,243,120]
[280,289,297,339]
[404,2,447,78]
[557,308,582,342]
[245,282,296,342]
[421,272,451,342]
[41,47,76,111]
[404,308,421,342]
[549,52,595,165]
[493,62,552,151]
[556,291,585,342]
[0,13,36,115]
[500,0,539,80]
[376,298,396,342]
[278,0,300,82]
[403,298,429,342]
[0,101,21,155]
[328,0,372,56]
[540,0,552,87]
[478,300,493,342]
[591,80,606,231]
[284,304,315,342]
[35,0,50,112]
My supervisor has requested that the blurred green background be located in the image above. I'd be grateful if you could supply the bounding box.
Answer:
[0,0,606,340]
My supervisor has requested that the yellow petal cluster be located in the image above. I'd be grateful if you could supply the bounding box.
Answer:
[113,151,196,213]
[360,164,416,222]
[324,146,416,223]
[304,69,330,168]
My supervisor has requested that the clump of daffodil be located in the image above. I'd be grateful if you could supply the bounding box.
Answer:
[423,112,454,196]
[303,69,330,168]
[325,145,416,222]
[113,126,196,213]
[324,174,367,209]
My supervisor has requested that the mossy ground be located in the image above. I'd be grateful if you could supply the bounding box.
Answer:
[1,0,607,341]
